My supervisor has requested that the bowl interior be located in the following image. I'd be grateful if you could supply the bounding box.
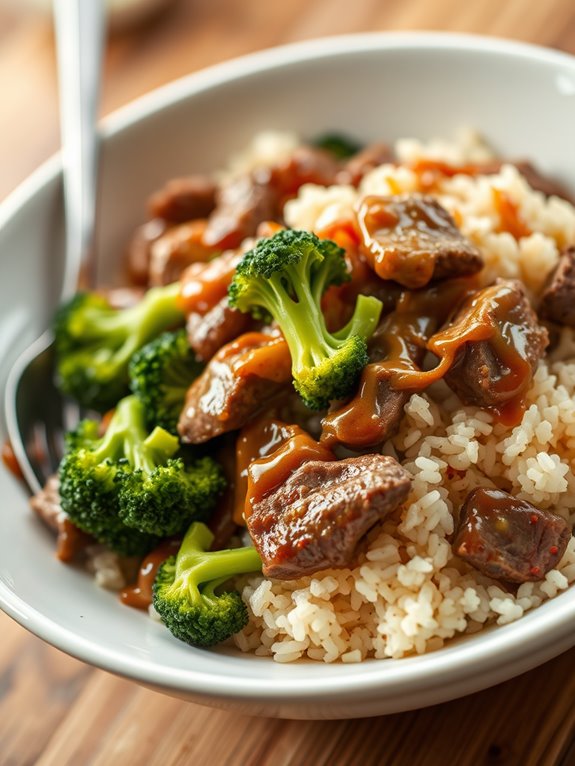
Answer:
[1,33,575,717]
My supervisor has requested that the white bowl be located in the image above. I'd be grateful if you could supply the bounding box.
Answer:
[1,33,575,720]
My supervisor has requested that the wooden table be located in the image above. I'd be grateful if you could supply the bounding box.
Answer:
[1,1,575,764]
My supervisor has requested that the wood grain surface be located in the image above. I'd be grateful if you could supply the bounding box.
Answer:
[1,1,575,764]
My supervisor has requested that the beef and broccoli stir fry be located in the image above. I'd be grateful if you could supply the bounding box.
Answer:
[23,131,575,661]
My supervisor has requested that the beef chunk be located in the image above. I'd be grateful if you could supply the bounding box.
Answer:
[186,297,254,362]
[30,474,62,531]
[453,488,571,583]
[147,175,217,223]
[125,218,168,286]
[203,175,279,250]
[539,247,575,327]
[321,366,409,450]
[148,221,214,287]
[270,145,341,194]
[30,476,92,562]
[356,194,483,288]
[442,279,548,410]
[178,333,291,444]
[247,454,411,579]
[338,142,395,186]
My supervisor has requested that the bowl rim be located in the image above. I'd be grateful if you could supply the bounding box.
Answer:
[1,30,575,705]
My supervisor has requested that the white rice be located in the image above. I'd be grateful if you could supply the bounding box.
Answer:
[232,130,575,663]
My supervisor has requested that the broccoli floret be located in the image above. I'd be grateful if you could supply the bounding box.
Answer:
[59,396,226,552]
[54,283,184,412]
[228,229,383,409]
[129,329,203,434]
[153,522,261,647]
[313,133,363,160]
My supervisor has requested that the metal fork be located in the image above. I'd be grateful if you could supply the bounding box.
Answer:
[4,0,105,495]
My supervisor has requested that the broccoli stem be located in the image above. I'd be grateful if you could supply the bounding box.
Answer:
[175,523,261,601]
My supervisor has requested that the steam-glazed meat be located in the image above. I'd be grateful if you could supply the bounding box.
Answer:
[271,145,340,193]
[186,297,254,362]
[246,454,411,579]
[442,279,548,411]
[30,474,62,531]
[453,488,571,583]
[148,175,217,223]
[178,333,292,443]
[322,366,410,450]
[203,175,280,250]
[125,218,168,285]
[30,476,92,562]
[148,221,214,286]
[338,142,395,186]
[356,194,483,289]
[539,247,575,327]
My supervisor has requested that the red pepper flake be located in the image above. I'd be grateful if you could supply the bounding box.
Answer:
[530,565,541,576]
[549,545,559,555]
[529,514,539,525]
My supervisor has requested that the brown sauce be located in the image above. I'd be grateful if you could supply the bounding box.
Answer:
[244,429,334,519]
[56,517,92,562]
[120,538,181,610]
[231,333,292,382]
[179,251,241,314]
[234,418,299,525]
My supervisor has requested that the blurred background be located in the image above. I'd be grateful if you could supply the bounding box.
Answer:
[1,1,575,764]
[0,0,574,201]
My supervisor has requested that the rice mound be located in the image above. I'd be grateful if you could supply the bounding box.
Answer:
[233,131,575,663]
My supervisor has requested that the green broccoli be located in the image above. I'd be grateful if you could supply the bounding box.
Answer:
[58,396,226,553]
[153,522,262,647]
[54,283,184,412]
[313,133,363,160]
[129,329,203,435]
[228,229,383,409]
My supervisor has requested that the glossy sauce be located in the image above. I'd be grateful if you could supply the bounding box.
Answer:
[231,332,292,382]
[56,517,92,562]
[120,538,181,610]
[243,426,333,519]
[179,250,242,314]
[321,278,474,447]
[234,418,299,525]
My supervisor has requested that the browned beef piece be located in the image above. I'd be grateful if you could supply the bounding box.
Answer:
[271,145,341,193]
[539,247,575,327]
[125,218,168,286]
[186,297,254,362]
[203,175,280,250]
[357,194,483,288]
[30,476,92,562]
[247,454,411,579]
[30,474,61,531]
[178,334,291,443]
[443,279,549,409]
[321,365,411,450]
[148,222,214,287]
[337,142,395,186]
[147,175,217,223]
[453,488,571,583]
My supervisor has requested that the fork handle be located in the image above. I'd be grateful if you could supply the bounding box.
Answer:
[54,0,106,299]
